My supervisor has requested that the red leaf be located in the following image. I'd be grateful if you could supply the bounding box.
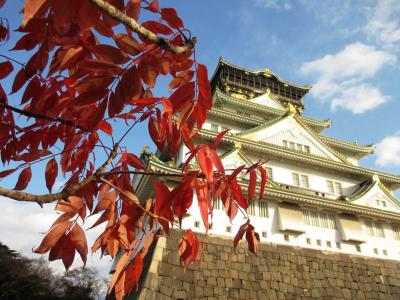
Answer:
[197,64,212,110]
[45,158,58,193]
[98,120,113,135]
[0,168,16,178]
[11,68,27,94]
[124,252,143,295]
[109,65,142,117]
[234,220,249,249]
[246,226,260,254]
[14,166,32,190]
[125,153,145,169]
[114,34,141,56]
[0,61,13,79]
[146,0,159,12]
[212,129,229,149]
[92,44,129,65]
[258,166,267,199]
[248,169,257,201]
[34,221,72,254]
[161,8,184,29]
[138,57,158,88]
[194,179,210,232]
[198,147,213,183]
[178,229,199,269]
[154,182,173,234]
[169,82,195,113]
[168,70,194,91]
[22,0,50,26]
[142,21,173,35]
[70,224,88,265]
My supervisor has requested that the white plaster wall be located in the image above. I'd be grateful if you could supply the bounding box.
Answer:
[180,194,400,261]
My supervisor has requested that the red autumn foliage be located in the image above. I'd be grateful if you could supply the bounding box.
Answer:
[0,1,269,299]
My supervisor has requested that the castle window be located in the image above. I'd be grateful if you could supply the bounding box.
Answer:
[306,238,311,245]
[262,231,267,238]
[336,242,341,249]
[392,224,400,240]
[316,239,322,246]
[265,167,273,181]
[383,249,388,256]
[296,143,303,151]
[211,123,219,132]
[226,226,232,233]
[248,201,256,216]
[284,234,290,242]
[303,209,336,229]
[376,200,387,207]
[258,201,268,218]
[301,175,309,188]
[334,182,342,195]
[326,241,332,248]
[292,173,300,186]
[355,245,361,253]
[194,221,200,228]
[283,140,288,148]
[366,221,385,237]
[304,145,310,154]
[327,180,334,194]
[373,248,379,255]
[289,142,295,150]
[214,197,223,210]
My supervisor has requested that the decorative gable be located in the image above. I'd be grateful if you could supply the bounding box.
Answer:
[237,114,344,163]
[248,90,286,111]
[350,177,400,213]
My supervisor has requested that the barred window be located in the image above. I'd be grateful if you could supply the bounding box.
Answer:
[214,197,223,211]
[304,209,336,229]
[334,182,342,195]
[365,221,385,237]
[304,145,310,154]
[283,140,288,148]
[265,167,273,181]
[374,223,385,238]
[392,224,400,240]
[296,143,303,151]
[327,180,334,194]
[289,142,295,150]
[248,201,256,216]
[301,175,309,188]
[211,123,218,132]
[292,173,300,186]
[258,201,268,218]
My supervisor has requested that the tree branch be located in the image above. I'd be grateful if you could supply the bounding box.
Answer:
[0,102,87,131]
[89,0,196,54]
[0,142,121,205]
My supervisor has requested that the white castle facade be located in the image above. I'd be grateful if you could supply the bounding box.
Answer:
[134,58,400,261]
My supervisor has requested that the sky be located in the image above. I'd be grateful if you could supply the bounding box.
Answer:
[1,0,400,282]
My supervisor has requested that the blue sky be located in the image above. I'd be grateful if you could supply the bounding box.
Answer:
[1,0,400,279]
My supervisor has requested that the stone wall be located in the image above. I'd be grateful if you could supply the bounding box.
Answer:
[131,230,400,300]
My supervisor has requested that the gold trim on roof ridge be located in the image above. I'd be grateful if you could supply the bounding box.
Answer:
[214,89,331,130]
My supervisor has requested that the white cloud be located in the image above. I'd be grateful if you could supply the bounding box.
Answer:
[0,198,112,279]
[331,83,389,114]
[375,135,400,167]
[255,0,292,10]
[364,0,400,49]
[300,42,396,113]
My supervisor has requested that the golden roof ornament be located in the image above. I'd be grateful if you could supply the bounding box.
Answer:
[287,103,298,114]
[234,142,242,150]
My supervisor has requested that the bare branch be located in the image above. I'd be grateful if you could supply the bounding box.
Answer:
[89,0,196,54]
